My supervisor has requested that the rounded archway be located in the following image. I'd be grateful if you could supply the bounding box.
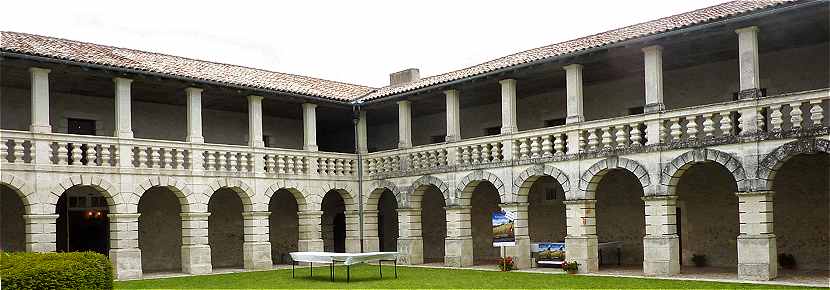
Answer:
[1,184,26,252]
[416,185,447,264]
[595,169,645,270]
[377,189,398,252]
[208,188,245,269]
[269,189,300,264]
[56,185,111,255]
[526,175,567,245]
[321,190,346,253]
[469,181,501,265]
[138,186,184,273]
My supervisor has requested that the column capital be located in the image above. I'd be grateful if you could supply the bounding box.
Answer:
[395,207,421,213]
[242,211,271,218]
[396,99,411,106]
[109,213,141,221]
[185,87,204,94]
[562,63,583,71]
[23,214,60,221]
[247,94,264,102]
[498,78,517,86]
[736,190,774,197]
[298,210,324,217]
[28,67,51,74]
[563,199,596,206]
[181,212,211,219]
[735,25,759,34]
[443,89,459,96]
[641,45,663,53]
[113,77,133,84]
[302,102,317,109]
[641,195,678,202]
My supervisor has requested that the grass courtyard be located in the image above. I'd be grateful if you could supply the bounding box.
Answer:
[115,265,824,289]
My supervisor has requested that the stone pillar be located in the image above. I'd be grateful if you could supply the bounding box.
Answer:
[397,100,412,148]
[243,212,272,270]
[302,103,318,151]
[297,210,324,251]
[357,110,368,154]
[396,208,423,264]
[29,67,51,133]
[737,191,777,281]
[186,87,204,143]
[362,209,380,252]
[500,202,530,269]
[642,196,680,276]
[445,89,461,142]
[113,77,134,138]
[181,212,212,274]
[499,79,518,134]
[247,95,265,147]
[345,209,362,253]
[642,45,665,113]
[24,214,58,252]
[736,26,760,94]
[564,64,584,124]
[444,206,473,267]
[109,213,142,280]
[564,199,598,273]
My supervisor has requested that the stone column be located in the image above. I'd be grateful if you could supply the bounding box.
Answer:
[564,64,585,124]
[113,77,134,138]
[444,206,473,267]
[247,95,265,147]
[243,212,272,270]
[297,210,324,251]
[181,212,212,274]
[643,45,665,113]
[109,213,142,280]
[362,209,380,252]
[24,214,58,252]
[357,110,368,154]
[737,191,777,281]
[642,195,680,276]
[186,87,204,143]
[445,89,461,142]
[398,100,412,148]
[500,202,530,269]
[302,103,318,151]
[396,208,423,264]
[499,79,518,134]
[736,26,761,95]
[345,209,362,253]
[564,199,598,273]
[29,67,51,133]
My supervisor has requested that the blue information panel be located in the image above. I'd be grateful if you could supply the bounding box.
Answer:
[492,210,516,247]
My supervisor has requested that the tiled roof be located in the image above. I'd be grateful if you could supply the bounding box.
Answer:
[0,31,375,101]
[361,0,792,101]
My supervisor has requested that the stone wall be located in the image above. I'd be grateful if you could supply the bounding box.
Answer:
[138,187,182,272]
[0,186,25,252]
[421,187,446,263]
[471,182,500,264]
[208,189,244,269]
[269,189,299,265]
[595,169,645,266]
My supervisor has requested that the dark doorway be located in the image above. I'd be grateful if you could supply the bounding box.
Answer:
[56,186,109,255]
[333,213,346,253]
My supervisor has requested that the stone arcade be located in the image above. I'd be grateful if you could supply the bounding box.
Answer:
[1,0,828,283]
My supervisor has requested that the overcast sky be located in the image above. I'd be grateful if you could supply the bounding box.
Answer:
[2,0,728,88]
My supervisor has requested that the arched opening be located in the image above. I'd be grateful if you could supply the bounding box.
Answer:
[322,190,346,253]
[420,186,446,264]
[773,152,829,274]
[675,162,738,272]
[1,184,25,252]
[56,185,110,255]
[527,175,567,250]
[595,169,645,271]
[208,188,244,269]
[269,189,299,265]
[378,189,398,252]
[138,186,183,273]
[470,181,501,265]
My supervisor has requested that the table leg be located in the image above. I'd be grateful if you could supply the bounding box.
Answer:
[394,259,398,278]
[617,247,621,266]
[379,260,383,278]
[292,261,295,278]
[347,265,350,283]
[310,262,313,277]
[330,262,334,282]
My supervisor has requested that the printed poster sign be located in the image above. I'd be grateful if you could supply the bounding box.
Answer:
[492,209,516,247]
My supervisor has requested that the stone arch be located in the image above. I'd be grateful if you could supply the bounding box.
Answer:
[757,138,830,191]
[134,176,194,213]
[513,164,571,203]
[409,175,450,208]
[0,173,34,214]
[457,170,506,206]
[317,182,356,211]
[661,148,747,195]
[578,156,650,200]
[205,178,254,212]
[264,180,309,212]
[366,180,402,209]
[48,175,120,213]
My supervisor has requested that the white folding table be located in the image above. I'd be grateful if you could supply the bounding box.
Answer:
[289,251,399,282]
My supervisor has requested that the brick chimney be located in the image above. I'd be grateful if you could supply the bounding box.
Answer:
[389,68,420,86]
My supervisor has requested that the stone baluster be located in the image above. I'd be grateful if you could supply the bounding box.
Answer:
[274,155,284,174]
[669,118,682,142]
[553,134,565,155]
[659,120,668,144]
[136,147,147,168]
[335,158,344,176]
[175,150,185,169]
[511,140,520,161]
[587,129,599,151]
[541,135,553,157]
[490,142,501,161]
[288,156,298,174]
[420,152,429,168]
[702,114,716,137]
[162,148,172,169]
[217,151,227,171]
[615,125,628,148]
[13,141,25,163]
[150,147,161,168]
[460,147,470,165]
[439,149,448,166]
[471,145,481,164]
[526,137,537,158]
[686,116,699,140]
[205,151,215,171]
[86,144,98,166]
[769,105,783,131]
[630,123,642,147]
[578,131,586,152]
[263,155,273,173]
[480,144,491,163]
[328,158,336,175]
[0,140,7,163]
[809,100,824,126]
[517,138,528,159]
[298,157,307,174]
[600,127,613,149]
[228,152,239,172]
[57,143,69,165]
[70,144,82,166]
[789,102,803,130]
[720,112,734,136]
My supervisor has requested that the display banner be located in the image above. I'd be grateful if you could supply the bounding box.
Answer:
[492,209,516,247]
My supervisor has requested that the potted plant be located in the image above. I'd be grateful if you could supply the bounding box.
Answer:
[691,254,707,267]
[562,260,579,274]
[778,253,796,269]
[498,256,515,271]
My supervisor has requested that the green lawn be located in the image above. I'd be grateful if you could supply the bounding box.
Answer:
[116,265,822,289]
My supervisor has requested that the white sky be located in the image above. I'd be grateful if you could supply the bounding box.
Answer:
[1,0,728,88]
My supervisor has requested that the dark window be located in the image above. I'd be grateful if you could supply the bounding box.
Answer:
[628,106,644,116]
[484,126,501,136]
[263,135,272,147]
[430,135,446,144]
[67,118,96,135]
[544,118,566,127]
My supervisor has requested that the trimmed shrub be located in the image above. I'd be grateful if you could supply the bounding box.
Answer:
[0,251,113,290]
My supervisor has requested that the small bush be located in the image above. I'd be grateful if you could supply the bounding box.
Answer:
[497,256,514,271]
[562,260,580,273]
[1,251,113,290]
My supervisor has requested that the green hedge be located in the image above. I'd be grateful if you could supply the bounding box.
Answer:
[1,251,113,290]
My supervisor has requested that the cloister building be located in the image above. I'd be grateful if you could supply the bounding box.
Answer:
[1,0,828,283]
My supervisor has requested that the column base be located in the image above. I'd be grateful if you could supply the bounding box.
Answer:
[182,245,212,274]
[110,248,142,280]
[345,237,362,253]
[505,236,531,269]
[643,236,680,276]
[298,239,324,252]
[397,237,423,265]
[363,237,380,252]
[738,234,777,281]
[565,236,598,273]
[444,237,473,267]
[243,242,272,270]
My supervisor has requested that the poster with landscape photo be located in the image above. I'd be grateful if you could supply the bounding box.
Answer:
[492,210,516,247]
